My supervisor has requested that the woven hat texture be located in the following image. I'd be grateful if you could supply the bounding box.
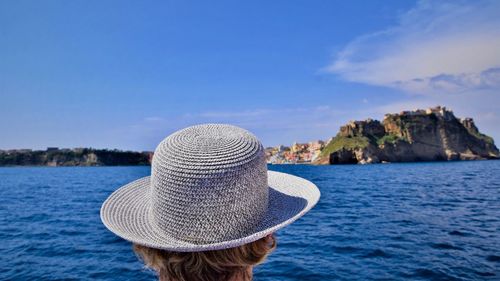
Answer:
[101,124,320,251]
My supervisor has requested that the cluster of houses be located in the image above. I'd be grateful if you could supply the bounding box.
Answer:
[265,140,326,164]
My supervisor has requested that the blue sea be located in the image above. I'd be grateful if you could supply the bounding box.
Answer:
[1,161,499,280]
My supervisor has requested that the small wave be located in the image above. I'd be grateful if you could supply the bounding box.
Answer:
[486,255,500,262]
[17,213,51,222]
[100,235,126,245]
[58,229,85,236]
[474,271,496,277]
[360,249,391,258]
[402,268,461,280]
[448,230,470,236]
[392,219,414,226]
[331,245,360,254]
[88,271,119,279]
[430,242,463,251]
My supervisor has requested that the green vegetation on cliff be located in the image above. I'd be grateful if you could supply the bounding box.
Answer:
[320,136,369,157]
[471,131,495,145]
[375,134,407,145]
[319,106,499,164]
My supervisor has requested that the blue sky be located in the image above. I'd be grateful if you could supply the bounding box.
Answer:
[1,0,499,150]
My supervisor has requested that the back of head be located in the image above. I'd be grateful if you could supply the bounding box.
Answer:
[133,235,276,281]
[101,124,320,280]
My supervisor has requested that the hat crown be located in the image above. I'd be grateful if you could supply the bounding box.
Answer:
[150,124,268,244]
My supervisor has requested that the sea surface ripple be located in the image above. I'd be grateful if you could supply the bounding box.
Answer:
[0,161,499,280]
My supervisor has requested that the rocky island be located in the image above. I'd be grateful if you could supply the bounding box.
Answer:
[265,106,499,165]
[0,148,152,166]
[314,106,499,164]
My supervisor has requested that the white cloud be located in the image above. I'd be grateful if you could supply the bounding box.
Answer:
[326,0,500,94]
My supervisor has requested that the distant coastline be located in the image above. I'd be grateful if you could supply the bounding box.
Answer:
[2,106,499,167]
[0,148,152,167]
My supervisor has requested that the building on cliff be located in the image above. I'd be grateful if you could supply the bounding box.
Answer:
[315,106,499,165]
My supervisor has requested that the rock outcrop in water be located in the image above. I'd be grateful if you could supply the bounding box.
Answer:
[0,148,152,166]
[315,106,499,164]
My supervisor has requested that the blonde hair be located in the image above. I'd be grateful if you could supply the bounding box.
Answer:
[133,235,276,281]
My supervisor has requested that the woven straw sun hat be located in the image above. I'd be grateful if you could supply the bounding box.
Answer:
[101,124,320,252]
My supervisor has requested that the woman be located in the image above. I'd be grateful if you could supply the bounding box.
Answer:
[101,124,320,281]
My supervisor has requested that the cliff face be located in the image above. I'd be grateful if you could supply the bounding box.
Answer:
[317,106,499,164]
[0,148,152,166]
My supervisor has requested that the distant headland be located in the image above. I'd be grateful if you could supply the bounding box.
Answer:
[266,106,499,165]
[0,148,152,167]
[1,106,498,166]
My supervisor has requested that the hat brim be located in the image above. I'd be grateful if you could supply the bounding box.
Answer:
[100,170,320,252]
